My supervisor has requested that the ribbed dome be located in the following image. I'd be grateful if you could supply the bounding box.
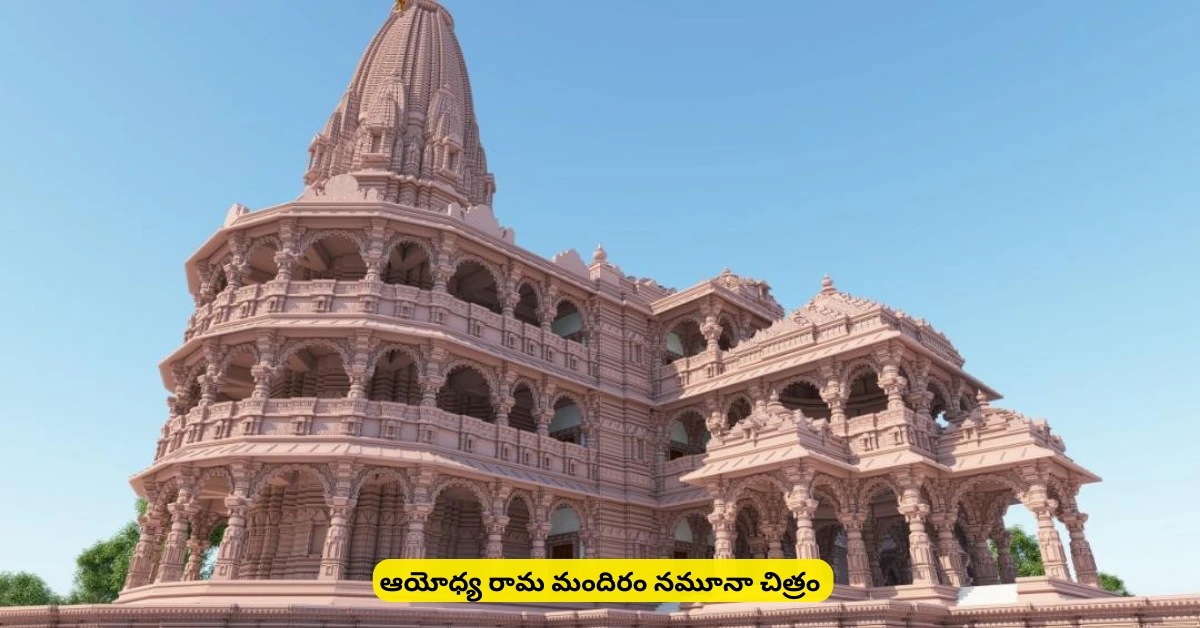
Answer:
[304,0,495,209]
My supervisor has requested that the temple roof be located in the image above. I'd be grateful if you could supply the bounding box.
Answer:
[303,0,493,206]
[725,276,966,367]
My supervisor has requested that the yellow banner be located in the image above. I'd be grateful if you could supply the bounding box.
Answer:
[373,559,833,603]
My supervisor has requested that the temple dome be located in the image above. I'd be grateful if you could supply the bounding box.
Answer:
[304,0,495,209]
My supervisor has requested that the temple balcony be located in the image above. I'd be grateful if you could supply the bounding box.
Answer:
[158,399,596,486]
[183,280,591,378]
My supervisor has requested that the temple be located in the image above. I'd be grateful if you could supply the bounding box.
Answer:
[8,1,1199,627]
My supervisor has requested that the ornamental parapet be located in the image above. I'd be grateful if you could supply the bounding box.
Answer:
[845,408,940,458]
[184,280,591,375]
[938,405,1069,458]
[159,399,595,482]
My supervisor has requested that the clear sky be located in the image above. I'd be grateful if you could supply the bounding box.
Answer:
[0,0,1197,597]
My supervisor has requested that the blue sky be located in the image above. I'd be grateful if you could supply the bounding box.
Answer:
[0,0,1197,596]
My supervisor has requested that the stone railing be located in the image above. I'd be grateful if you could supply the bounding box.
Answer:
[844,408,940,458]
[657,454,706,496]
[163,398,595,482]
[184,280,591,376]
[936,407,1067,458]
[653,352,723,397]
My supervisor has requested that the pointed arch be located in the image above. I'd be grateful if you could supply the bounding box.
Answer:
[295,231,369,281]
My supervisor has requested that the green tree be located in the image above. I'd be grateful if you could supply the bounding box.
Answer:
[0,571,62,607]
[64,499,146,604]
[996,525,1132,596]
[1099,572,1133,597]
[64,498,227,604]
[1007,525,1044,577]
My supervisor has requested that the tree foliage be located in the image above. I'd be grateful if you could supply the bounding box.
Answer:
[64,499,145,604]
[0,572,62,607]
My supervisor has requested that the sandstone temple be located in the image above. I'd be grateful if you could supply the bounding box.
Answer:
[9,1,1199,627]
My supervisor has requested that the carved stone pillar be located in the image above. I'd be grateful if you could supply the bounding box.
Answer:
[862,519,884,587]
[432,265,453,293]
[535,408,554,437]
[839,514,872,587]
[273,248,298,284]
[182,514,213,581]
[155,499,197,583]
[250,363,277,399]
[529,522,551,559]
[930,514,967,587]
[124,500,167,590]
[317,503,353,580]
[965,523,1000,585]
[419,375,443,408]
[484,515,509,559]
[211,496,249,581]
[495,396,514,429]
[402,504,432,559]
[1061,512,1099,586]
[898,502,938,585]
[347,364,369,400]
[1026,494,1071,580]
[700,315,722,353]
[762,523,785,559]
[787,497,821,560]
[708,507,734,559]
[992,526,1018,584]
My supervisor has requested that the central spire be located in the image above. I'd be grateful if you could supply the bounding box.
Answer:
[303,0,495,210]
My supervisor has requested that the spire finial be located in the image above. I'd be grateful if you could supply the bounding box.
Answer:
[593,243,608,264]
[820,275,836,295]
[394,0,407,12]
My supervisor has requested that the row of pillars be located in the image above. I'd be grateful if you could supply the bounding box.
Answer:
[124,486,585,590]
[705,483,1099,588]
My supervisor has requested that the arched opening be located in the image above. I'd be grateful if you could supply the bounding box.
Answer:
[672,514,714,559]
[382,241,433,289]
[244,242,280,285]
[427,485,486,559]
[733,503,762,559]
[547,505,582,559]
[345,473,407,579]
[437,366,494,423]
[368,349,420,405]
[551,300,585,343]
[860,486,910,586]
[718,315,737,351]
[513,283,540,327]
[270,345,349,399]
[508,384,537,433]
[846,371,887,417]
[811,490,849,586]
[928,384,949,424]
[176,472,231,581]
[216,349,256,402]
[294,234,367,281]
[502,497,533,559]
[663,320,705,364]
[959,393,976,416]
[207,267,229,299]
[177,364,206,415]
[448,260,501,314]
[779,381,832,420]
[667,411,708,459]
[725,397,752,429]
[242,468,331,580]
[549,396,584,445]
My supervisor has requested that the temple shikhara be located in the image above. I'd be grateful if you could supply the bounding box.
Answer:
[10,1,1199,627]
